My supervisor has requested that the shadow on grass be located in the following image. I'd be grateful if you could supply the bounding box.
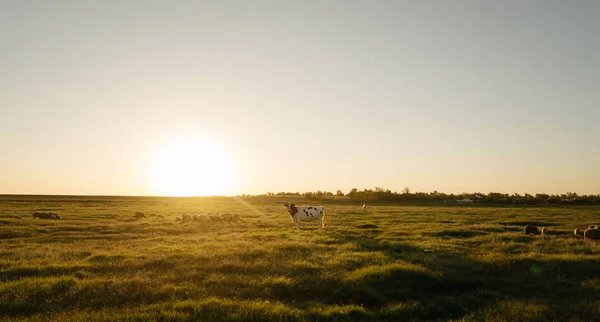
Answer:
[427,229,488,238]
[497,221,561,227]
[318,231,600,320]
[3,229,600,321]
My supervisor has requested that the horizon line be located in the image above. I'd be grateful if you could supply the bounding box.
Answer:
[0,190,598,198]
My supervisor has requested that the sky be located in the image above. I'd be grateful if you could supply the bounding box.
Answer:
[1,1,599,196]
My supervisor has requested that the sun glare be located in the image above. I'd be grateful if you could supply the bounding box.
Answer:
[148,138,236,196]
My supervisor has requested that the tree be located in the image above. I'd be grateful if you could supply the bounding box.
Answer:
[347,188,359,199]
[336,190,344,196]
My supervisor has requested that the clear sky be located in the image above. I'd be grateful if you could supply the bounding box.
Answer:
[1,1,599,196]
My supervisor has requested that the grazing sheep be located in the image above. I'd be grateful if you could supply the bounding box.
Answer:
[524,225,540,235]
[134,212,147,219]
[574,228,581,236]
[175,217,182,221]
[197,214,210,221]
[584,228,600,241]
[541,227,548,236]
[221,213,238,221]
[226,213,241,221]
[209,214,220,221]
[182,214,192,222]
[32,212,61,220]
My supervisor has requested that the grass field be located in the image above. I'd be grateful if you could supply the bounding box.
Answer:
[1,195,600,321]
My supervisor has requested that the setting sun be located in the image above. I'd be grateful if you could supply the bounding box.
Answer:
[148,138,235,196]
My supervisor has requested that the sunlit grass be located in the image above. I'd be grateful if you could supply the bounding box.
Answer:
[1,196,600,321]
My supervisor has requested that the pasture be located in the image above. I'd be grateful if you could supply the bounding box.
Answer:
[1,195,600,321]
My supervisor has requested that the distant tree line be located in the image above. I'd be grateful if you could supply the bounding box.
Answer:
[261,188,600,205]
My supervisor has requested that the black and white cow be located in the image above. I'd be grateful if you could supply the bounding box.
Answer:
[284,202,324,230]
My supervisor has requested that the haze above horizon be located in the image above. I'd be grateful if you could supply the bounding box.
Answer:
[1,1,599,196]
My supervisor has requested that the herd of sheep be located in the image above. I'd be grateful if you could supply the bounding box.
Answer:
[133,211,242,222]
[524,224,600,241]
[175,213,241,222]
[133,211,241,222]
[25,211,241,223]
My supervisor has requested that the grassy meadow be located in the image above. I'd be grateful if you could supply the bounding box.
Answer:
[1,195,600,321]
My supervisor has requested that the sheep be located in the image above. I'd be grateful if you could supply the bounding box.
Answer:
[524,225,540,235]
[220,213,239,221]
[574,228,581,236]
[192,215,198,222]
[284,202,324,230]
[588,225,597,230]
[134,212,147,219]
[194,214,209,222]
[584,228,600,241]
[541,227,548,236]
[182,214,192,222]
[175,217,182,221]
[32,212,61,220]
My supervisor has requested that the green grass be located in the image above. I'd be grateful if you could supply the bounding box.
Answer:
[1,195,600,321]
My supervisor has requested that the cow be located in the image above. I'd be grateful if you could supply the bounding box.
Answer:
[284,202,324,230]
